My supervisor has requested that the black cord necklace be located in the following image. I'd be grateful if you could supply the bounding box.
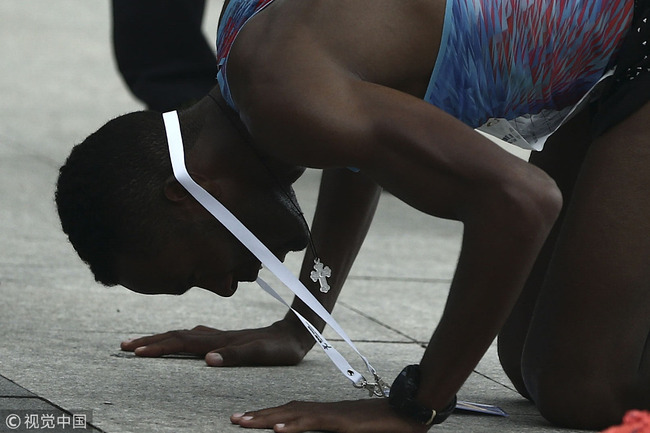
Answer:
[206,93,332,293]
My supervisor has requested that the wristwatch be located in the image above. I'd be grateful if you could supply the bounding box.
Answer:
[388,364,457,426]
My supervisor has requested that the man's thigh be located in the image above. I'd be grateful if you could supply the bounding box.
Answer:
[521,101,650,429]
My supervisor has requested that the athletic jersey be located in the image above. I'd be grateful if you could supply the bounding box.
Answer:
[429,0,633,148]
[217,0,274,110]
[217,0,634,149]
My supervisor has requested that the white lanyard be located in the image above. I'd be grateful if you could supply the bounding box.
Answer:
[163,111,388,397]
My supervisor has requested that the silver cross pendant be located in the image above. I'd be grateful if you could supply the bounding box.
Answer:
[310,259,332,293]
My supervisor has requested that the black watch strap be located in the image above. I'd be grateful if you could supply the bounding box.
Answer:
[389,364,457,425]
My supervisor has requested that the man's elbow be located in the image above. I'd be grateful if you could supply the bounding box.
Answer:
[469,168,563,244]
[500,171,563,242]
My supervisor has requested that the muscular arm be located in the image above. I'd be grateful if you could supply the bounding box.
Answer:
[237,66,563,411]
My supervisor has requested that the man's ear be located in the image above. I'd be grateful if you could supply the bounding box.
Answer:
[163,173,221,203]
[164,177,189,202]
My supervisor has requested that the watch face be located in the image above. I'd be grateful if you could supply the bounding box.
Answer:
[389,365,456,426]
[402,364,421,395]
[389,365,431,422]
[389,365,419,404]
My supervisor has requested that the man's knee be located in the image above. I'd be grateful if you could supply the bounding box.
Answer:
[521,361,635,429]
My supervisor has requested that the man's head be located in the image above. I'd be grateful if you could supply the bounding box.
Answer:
[56,98,309,296]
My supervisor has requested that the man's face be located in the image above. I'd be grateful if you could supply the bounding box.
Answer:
[115,180,310,297]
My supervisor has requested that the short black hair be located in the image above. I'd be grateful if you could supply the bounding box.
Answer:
[55,110,200,286]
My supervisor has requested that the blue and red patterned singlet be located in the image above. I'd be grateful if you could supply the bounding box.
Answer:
[217,0,634,147]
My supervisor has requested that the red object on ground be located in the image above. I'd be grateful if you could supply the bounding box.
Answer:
[602,411,650,433]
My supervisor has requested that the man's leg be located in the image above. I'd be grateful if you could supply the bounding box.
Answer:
[519,101,650,429]
[497,109,593,399]
[111,0,216,111]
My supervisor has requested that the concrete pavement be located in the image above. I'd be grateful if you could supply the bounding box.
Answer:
[0,1,590,432]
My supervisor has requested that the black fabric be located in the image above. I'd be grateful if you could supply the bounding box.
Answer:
[592,0,650,136]
[111,0,217,112]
